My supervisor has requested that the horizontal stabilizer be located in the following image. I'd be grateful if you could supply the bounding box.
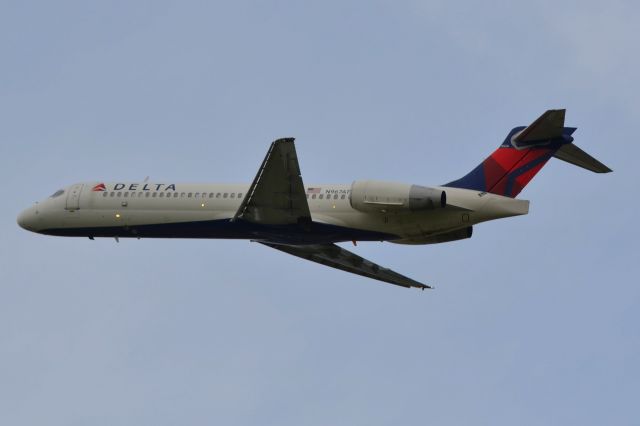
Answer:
[512,109,566,146]
[553,143,612,173]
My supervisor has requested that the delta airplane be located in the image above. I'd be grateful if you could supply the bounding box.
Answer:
[18,110,610,289]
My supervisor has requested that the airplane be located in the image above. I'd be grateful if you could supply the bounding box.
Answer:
[17,109,611,290]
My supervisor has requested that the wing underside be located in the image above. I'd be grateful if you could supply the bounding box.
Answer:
[261,242,430,289]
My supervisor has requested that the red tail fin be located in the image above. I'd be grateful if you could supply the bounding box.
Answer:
[482,144,556,197]
[445,110,583,198]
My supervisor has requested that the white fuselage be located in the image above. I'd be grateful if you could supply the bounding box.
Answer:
[17,181,529,245]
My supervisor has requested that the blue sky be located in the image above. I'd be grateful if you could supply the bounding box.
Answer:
[1,1,638,425]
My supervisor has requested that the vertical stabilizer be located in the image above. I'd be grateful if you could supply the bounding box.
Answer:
[444,109,611,198]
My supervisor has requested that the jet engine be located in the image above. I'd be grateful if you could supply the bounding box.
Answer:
[350,180,446,213]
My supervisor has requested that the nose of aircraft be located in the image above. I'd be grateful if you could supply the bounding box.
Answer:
[17,205,39,232]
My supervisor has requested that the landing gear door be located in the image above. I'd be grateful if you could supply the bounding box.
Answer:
[65,183,84,210]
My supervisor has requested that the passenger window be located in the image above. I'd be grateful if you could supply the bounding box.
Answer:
[216,193,221,198]
[124,192,129,198]
[209,193,214,198]
[341,194,346,199]
[319,194,323,199]
[110,192,115,197]
[103,192,108,197]
[195,192,200,198]
[223,193,228,198]
[173,193,178,198]
[117,192,122,197]
[188,193,192,198]
[159,192,165,197]
[181,192,185,198]
[238,193,243,198]
[138,192,143,198]
[230,193,235,198]
[312,194,316,199]
[152,192,157,198]
[334,194,338,199]
[146,192,151,197]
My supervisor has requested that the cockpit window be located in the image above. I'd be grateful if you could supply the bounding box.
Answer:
[50,189,65,198]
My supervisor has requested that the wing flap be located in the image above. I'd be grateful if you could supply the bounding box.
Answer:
[261,242,430,289]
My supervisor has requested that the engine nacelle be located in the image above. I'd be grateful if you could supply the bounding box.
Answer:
[350,180,446,213]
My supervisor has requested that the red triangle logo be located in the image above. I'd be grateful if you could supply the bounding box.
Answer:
[92,183,106,192]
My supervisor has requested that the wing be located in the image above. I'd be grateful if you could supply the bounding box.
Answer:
[233,138,311,225]
[261,242,430,290]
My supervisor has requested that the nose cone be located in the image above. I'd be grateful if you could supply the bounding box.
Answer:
[17,205,39,232]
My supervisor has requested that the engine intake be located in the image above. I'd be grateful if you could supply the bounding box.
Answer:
[350,180,446,213]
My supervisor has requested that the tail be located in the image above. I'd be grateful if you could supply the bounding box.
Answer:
[444,109,612,198]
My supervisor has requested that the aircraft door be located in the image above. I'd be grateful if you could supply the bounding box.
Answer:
[65,183,84,210]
